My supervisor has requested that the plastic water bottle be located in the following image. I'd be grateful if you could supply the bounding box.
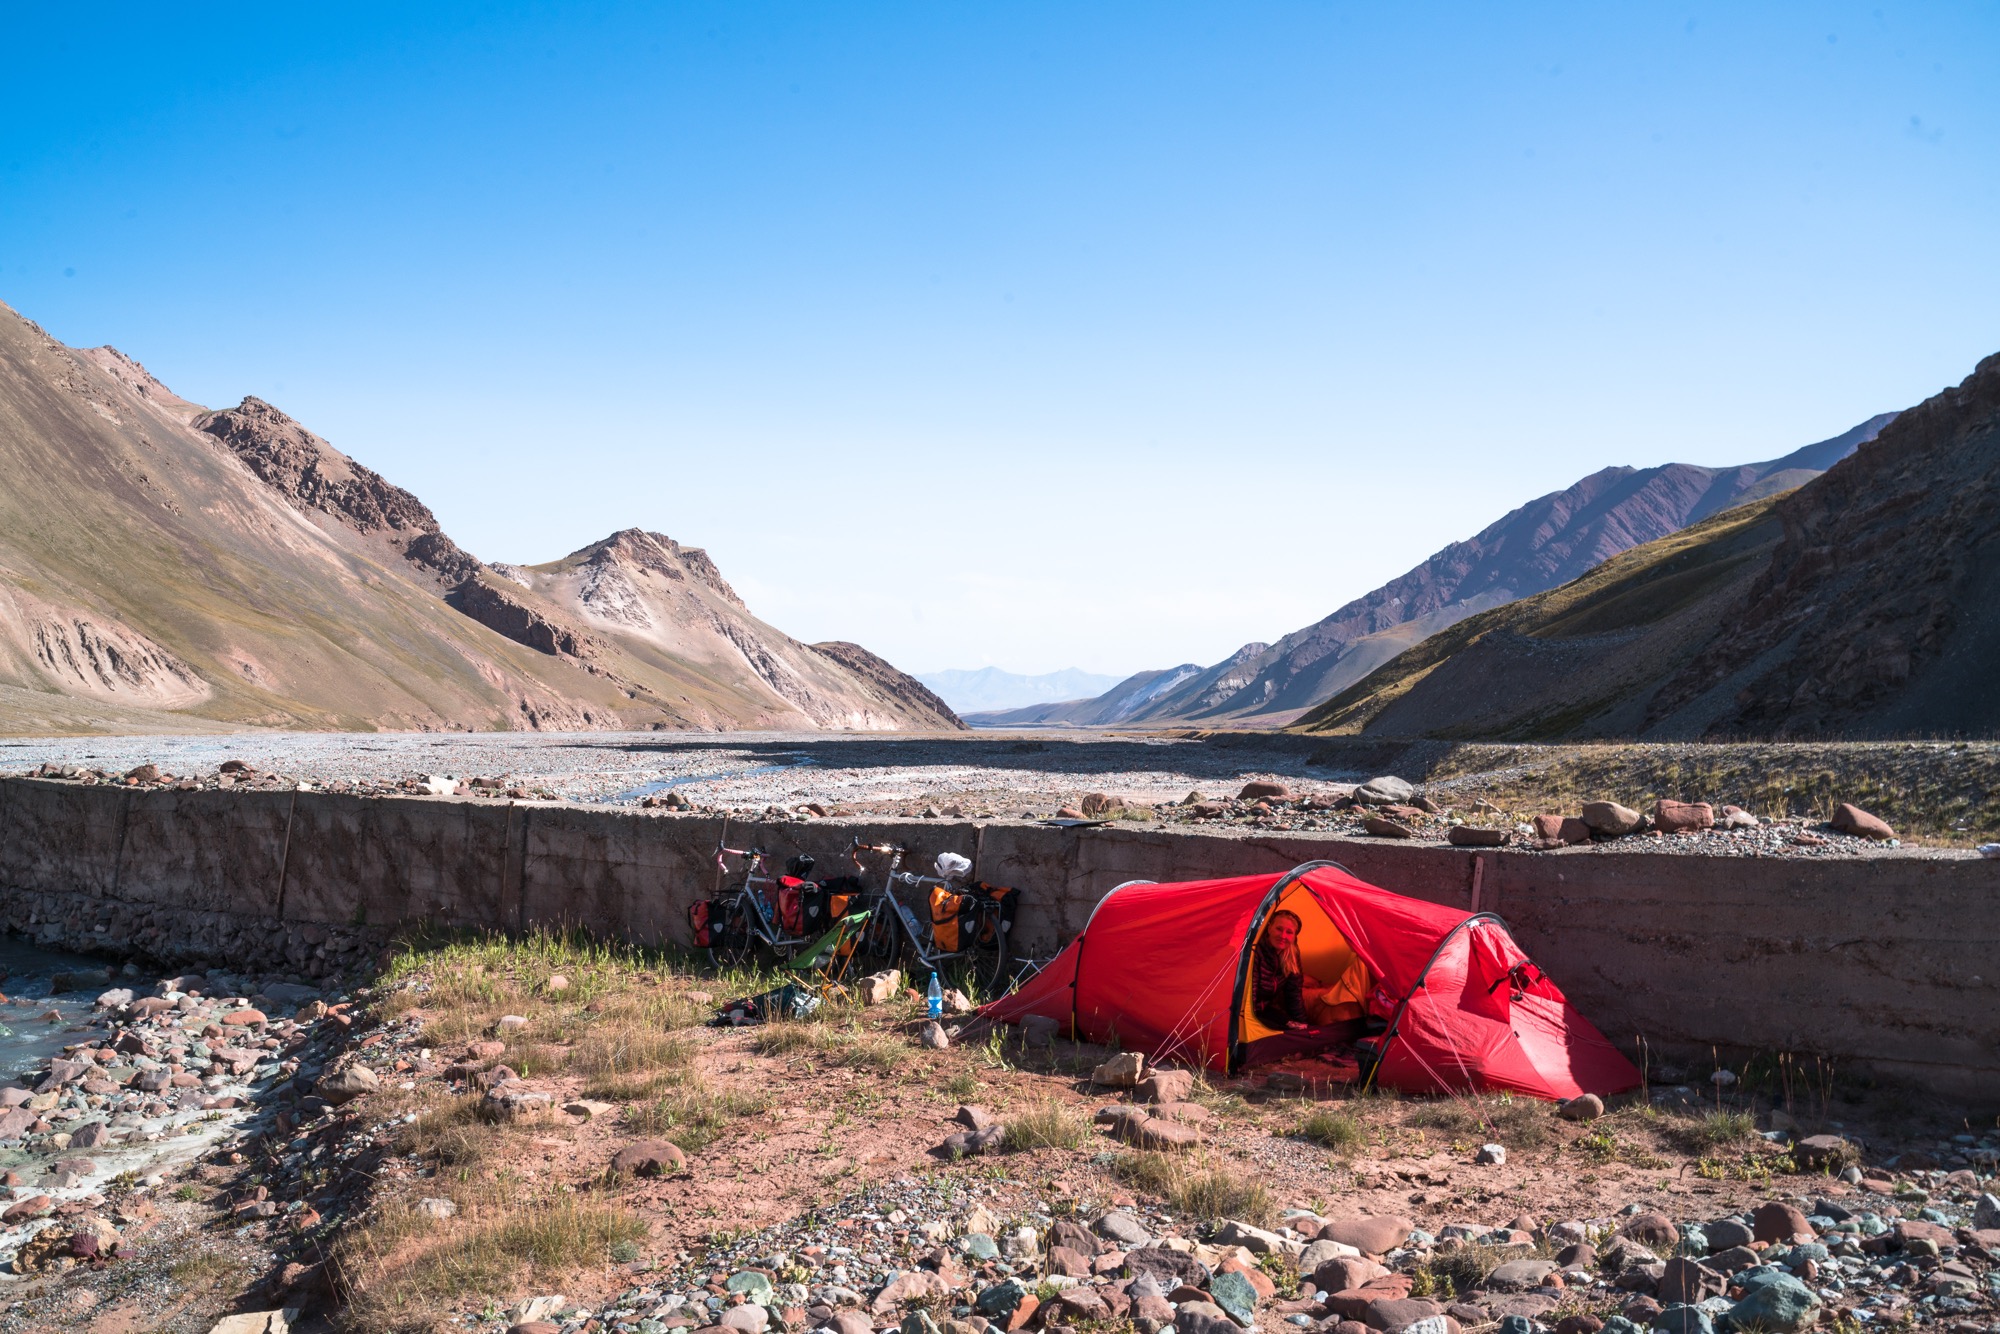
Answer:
[927,972,943,1020]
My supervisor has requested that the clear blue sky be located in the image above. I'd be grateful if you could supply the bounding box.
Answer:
[3,3,1994,678]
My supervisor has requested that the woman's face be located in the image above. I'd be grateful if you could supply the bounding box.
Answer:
[1268,917,1299,951]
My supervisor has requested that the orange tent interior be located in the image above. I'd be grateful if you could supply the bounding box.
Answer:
[1236,878,1373,1042]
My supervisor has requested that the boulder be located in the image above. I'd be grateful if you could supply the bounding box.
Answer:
[1703,1220,1753,1250]
[1363,817,1415,839]
[1124,1245,1208,1287]
[1717,805,1761,829]
[1447,826,1508,847]
[1617,1212,1679,1248]
[1725,1273,1819,1333]
[860,970,903,1005]
[1209,1268,1262,1326]
[1580,801,1644,836]
[1531,814,1589,845]
[1319,1215,1413,1256]
[206,1314,294,1334]
[1238,781,1290,801]
[1829,803,1894,839]
[1793,1134,1853,1171]
[1313,1256,1388,1295]
[1752,1202,1813,1243]
[1117,1115,1201,1151]
[1355,777,1415,806]
[1096,1210,1154,1247]
[1050,1219,1100,1257]
[1651,800,1714,834]
[1135,1069,1194,1103]
[481,1083,553,1119]
[1174,1301,1239,1334]
[1212,1219,1290,1255]
[315,1065,380,1105]
[1361,1297,1443,1331]
[1093,1052,1147,1087]
[610,1140,686,1177]
[1484,1260,1558,1291]
[1657,1258,1724,1306]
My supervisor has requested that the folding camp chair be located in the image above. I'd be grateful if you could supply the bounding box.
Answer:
[787,910,872,986]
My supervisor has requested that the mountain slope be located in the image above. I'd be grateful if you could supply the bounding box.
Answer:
[1291,352,2000,741]
[1135,415,1897,726]
[0,300,959,735]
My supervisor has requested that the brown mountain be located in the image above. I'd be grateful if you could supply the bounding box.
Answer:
[0,300,961,735]
[1143,417,1897,726]
[998,415,1895,730]
[1292,351,2000,740]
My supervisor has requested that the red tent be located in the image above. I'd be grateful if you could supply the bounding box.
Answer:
[981,860,1638,1100]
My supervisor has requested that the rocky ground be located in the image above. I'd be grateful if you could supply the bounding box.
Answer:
[1,936,1992,1334]
[7,734,1995,861]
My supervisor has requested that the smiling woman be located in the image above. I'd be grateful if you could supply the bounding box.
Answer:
[0,3,1994,682]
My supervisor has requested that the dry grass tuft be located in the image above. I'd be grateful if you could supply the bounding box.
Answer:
[1408,1094,1551,1149]
[1108,1151,1275,1227]
[1001,1102,1085,1152]
[624,1076,773,1153]
[1296,1107,1365,1154]
[335,1186,646,1333]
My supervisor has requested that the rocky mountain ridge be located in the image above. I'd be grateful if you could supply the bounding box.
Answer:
[0,299,961,735]
[983,415,1895,729]
[1293,351,2000,740]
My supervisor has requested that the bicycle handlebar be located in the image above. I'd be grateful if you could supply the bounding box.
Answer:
[714,844,767,872]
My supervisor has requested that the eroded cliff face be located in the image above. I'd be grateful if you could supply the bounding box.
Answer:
[193,397,485,586]
[0,299,958,735]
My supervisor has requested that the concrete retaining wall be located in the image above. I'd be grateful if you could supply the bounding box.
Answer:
[2,777,1995,1101]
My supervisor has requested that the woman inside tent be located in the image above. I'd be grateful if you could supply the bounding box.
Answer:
[1253,910,1349,1028]
[1247,908,1368,1062]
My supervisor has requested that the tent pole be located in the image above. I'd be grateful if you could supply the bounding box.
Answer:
[1362,910,1511,1094]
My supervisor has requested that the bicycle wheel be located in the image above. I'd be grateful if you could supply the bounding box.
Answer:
[710,898,758,971]
[855,901,904,968]
[965,904,1012,996]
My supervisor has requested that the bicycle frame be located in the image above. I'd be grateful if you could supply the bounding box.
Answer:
[713,844,810,956]
[847,838,1007,977]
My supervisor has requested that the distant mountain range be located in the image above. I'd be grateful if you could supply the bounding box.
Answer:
[967,415,1896,730]
[917,667,1124,715]
[1296,350,2000,740]
[0,300,962,735]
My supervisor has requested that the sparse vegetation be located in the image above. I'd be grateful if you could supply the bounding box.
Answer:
[1108,1151,1276,1227]
[1002,1102,1086,1152]
[335,1187,646,1332]
[1296,1107,1365,1154]
[1408,1093,1550,1149]
[1664,1108,1758,1153]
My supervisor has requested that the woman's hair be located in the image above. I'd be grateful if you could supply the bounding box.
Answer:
[1262,909,1304,977]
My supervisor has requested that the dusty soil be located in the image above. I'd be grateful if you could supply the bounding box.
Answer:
[8,938,1991,1334]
